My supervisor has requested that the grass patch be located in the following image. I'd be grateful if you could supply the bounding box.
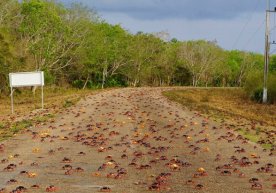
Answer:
[33,114,54,123]
[238,129,260,143]
[0,122,5,129]
[63,98,78,108]
[0,114,56,142]
[1,119,33,140]
[15,119,33,129]
[238,129,273,149]
[262,144,273,149]
[0,87,92,116]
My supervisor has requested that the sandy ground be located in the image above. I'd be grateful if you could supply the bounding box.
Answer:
[0,88,275,193]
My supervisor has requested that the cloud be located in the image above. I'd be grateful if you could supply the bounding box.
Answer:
[59,0,267,52]
[102,11,265,53]
[61,0,265,20]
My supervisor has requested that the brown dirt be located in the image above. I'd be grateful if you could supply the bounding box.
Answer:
[0,88,275,193]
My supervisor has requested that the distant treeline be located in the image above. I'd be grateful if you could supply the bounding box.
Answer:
[0,0,275,96]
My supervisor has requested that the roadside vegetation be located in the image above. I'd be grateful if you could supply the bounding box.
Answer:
[163,88,276,149]
[0,1,275,99]
[163,88,275,125]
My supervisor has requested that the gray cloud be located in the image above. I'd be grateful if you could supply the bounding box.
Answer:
[101,11,265,52]
[58,0,268,52]
[61,0,265,20]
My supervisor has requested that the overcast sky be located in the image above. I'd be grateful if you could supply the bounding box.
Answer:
[59,0,276,53]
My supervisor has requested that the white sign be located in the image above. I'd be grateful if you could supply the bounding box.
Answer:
[9,71,44,87]
[9,71,45,114]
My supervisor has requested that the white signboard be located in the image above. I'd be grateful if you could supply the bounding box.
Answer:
[9,71,45,114]
[9,72,44,87]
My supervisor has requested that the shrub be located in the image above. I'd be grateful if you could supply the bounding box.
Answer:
[244,71,276,103]
[72,80,84,89]
[251,88,263,103]
[44,70,56,85]
[105,76,127,87]
[244,71,263,102]
[267,73,276,103]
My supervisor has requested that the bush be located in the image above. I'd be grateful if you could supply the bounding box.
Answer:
[72,80,83,89]
[44,70,56,85]
[244,71,263,102]
[244,71,276,103]
[105,75,127,87]
[251,88,263,103]
[72,79,100,89]
[267,73,276,103]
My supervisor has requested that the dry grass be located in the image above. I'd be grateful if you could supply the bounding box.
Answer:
[0,87,92,116]
[163,88,276,126]
[0,87,101,141]
[163,88,276,149]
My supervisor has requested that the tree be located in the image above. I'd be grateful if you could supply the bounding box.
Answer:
[178,40,224,87]
[0,0,20,27]
[123,33,164,87]
[151,40,182,86]
[0,0,269,91]
[19,0,91,80]
[0,30,12,93]
[74,22,130,89]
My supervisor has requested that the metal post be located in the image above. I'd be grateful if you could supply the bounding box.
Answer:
[263,0,270,103]
[41,86,44,110]
[11,87,14,114]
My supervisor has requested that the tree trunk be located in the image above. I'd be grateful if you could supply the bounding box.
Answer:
[133,78,139,87]
[222,77,226,87]
[192,76,196,87]
[82,75,89,90]
[101,75,105,89]
[101,67,107,89]
[167,76,171,86]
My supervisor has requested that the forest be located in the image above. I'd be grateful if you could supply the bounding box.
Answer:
[0,0,275,102]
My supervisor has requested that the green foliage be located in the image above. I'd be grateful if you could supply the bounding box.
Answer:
[0,31,11,92]
[44,70,55,84]
[173,66,192,86]
[244,71,276,103]
[255,128,261,135]
[177,40,226,87]
[0,27,21,94]
[0,122,5,129]
[270,55,276,72]
[267,73,276,103]
[105,75,127,87]
[63,99,74,108]
[244,71,263,102]
[224,51,263,87]
[0,0,271,104]
[34,114,54,123]
[11,119,33,134]
[72,80,84,89]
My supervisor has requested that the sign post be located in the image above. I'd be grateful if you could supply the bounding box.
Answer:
[9,71,44,114]
[10,87,14,114]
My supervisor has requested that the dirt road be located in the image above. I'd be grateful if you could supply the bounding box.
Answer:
[0,88,275,193]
